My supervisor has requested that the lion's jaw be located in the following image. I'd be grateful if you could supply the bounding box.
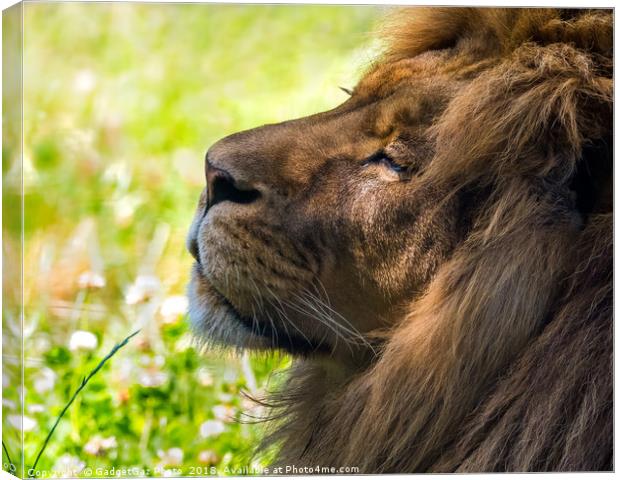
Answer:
[186,56,458,359]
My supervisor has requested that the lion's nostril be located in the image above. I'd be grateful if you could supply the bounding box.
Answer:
[206,166,260,210]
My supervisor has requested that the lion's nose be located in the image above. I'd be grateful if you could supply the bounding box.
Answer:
[206,163,260,210]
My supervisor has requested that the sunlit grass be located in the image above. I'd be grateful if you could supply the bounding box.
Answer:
[7,2,380,477]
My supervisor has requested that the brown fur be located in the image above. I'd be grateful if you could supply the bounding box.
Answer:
[187,8,613,472]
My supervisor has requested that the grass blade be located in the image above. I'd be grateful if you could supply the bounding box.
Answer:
[2,440,16,474]
[29,330,140,477]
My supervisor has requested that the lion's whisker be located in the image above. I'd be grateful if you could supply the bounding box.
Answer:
[308,281,376,353]
[262,284,318,351]
[287,291,356,355]
[297,288,375,354]
[281,297,337,354]
[246,273,275,345]
[264,298,296,350]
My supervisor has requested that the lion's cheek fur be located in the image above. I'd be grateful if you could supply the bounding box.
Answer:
[324,173,462,311]
[266,185,584,472]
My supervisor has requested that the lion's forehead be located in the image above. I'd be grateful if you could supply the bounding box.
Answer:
[354,52,453,100]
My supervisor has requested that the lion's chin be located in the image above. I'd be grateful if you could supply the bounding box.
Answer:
[187,263,331,356]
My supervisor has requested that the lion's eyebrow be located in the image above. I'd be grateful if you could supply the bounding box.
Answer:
[339,86,353,96]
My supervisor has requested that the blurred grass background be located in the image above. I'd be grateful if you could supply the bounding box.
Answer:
[3,2,381,477]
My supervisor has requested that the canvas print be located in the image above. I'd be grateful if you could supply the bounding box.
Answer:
[2,2,613,477]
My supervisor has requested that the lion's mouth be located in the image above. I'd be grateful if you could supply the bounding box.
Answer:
[234,307,331,356]
[191,264,331,356]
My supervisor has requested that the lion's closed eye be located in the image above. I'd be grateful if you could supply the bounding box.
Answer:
[363,150,417,180]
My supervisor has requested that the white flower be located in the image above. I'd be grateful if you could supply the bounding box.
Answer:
[157,447,184,466]
[84,435,117,456]
[113,358,135,384]
[33,367,57,393]
[32,336,51,354]
[28,404,45,414]
[125,275,161,305]
[196,367,213,387]
[174,333,193,352]
[159,295,188,323]
[137,356,168,388]
[113,193,143,225]
[2,399,16,410]
[212,405,235,423]
[222,367,238,384]
[218,392,233,403]
[102,161,131,188]
[69,330,98,352]
[22,151,39,187]
[25,415,37,431]
[199,420,225,438]
[74,69,96,93]
[138,354,164,368]
[137,370,168,388]
[51,454,85,478]
[198,450,219,465]
[77,271,106,289]
[8,414,36,432]
[241,397,264,418]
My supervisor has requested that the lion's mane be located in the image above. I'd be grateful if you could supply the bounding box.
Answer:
[256,8,613,472]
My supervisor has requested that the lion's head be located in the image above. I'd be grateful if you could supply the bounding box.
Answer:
[187,8,612,472]
[186,47,462,361]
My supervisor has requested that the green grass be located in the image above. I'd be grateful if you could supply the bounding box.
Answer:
[4,3,380,477]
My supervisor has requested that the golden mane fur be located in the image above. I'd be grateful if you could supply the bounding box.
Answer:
[253,8,613,472]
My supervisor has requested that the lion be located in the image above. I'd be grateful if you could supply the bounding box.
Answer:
[186,7,612,472]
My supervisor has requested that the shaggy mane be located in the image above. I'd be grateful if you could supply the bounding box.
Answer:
[383,7,612,60]
[256,8,613,472]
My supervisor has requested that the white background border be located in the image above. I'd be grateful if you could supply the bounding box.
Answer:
[0,1,616,479]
